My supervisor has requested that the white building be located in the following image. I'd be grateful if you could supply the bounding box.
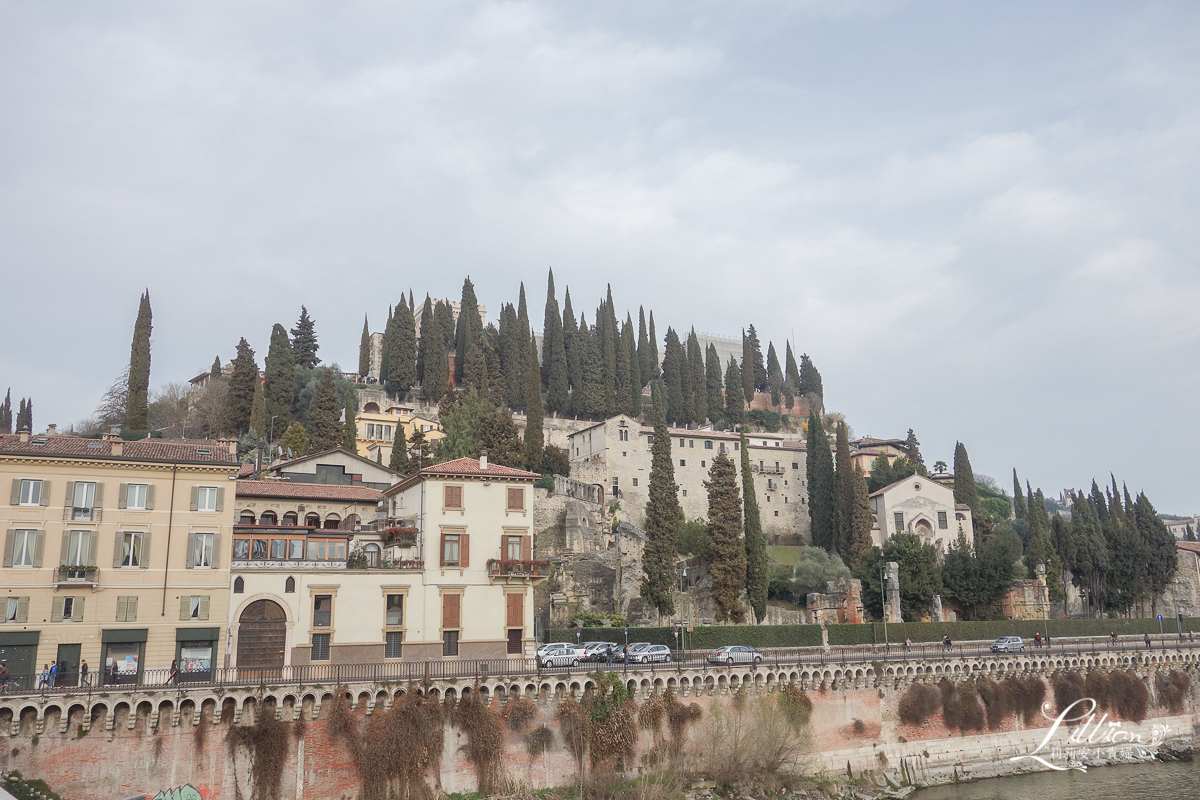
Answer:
[868,474,973,552]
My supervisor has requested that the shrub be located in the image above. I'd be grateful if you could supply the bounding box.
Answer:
[1109,671,1149,722]
[940,679,984,733]
[1013,677,1046,724]
[777,683,813,731]
[1156,670,1191,715]
[525,724,554,759]
[1053,672,1087,721]
[690,694,813,790]
[898,684,941,726]
[451,690,506,795]
[977,679,1014,730]
[227,705,290,800]
[502,697,538,732]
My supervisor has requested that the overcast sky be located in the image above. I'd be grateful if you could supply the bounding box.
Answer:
[2,1,1197,512]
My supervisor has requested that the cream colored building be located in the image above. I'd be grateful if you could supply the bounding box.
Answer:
[0,433,238,690]
[566,414,810,543]
[868,474,973,551]
[263,448,401,491]
[227,455,543,668]
[354,401,444,463]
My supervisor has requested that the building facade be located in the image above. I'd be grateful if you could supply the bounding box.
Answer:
[263,448,401,491]
[0,434,238,690]
[868,474,974,551]
[353,401,444,463]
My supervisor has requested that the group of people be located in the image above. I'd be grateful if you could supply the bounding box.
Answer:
[36,660,89,689]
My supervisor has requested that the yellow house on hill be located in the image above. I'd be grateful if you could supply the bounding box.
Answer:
[354,402,444,463]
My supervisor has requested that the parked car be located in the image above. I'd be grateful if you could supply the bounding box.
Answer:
[707,645,764,665]
[540,647,584,668]
[990,636,1025,653]
[582,642,620,661]
[536,642,582,658]
[627,644,672,664]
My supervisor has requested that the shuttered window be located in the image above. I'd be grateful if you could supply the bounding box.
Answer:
[444,485,463,509]
[506,487,524,511]
[442,593,461,629]
[506,593,523,627]
[3,597,29,623]
[115,595,138,622]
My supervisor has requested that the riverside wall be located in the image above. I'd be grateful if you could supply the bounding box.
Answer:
[2,649,1197,799]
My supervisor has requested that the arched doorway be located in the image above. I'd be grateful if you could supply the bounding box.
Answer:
[236,600,287,671]
[914,518,933,540]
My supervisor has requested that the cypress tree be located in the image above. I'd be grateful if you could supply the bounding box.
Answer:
[0,389,11,434]
[599,288,618,415]
[807,411,836,552]
[766,342,783,407]
[833,420,855,559]
[342,394,358,452]
[798,353,824,405]
[1024,487,1055,580]
[290,306,320,369]
[953,442,979,513]
[454,278,482,384]
[1136,492,1178,616]
[688,329,707,423]
[740,431,768,623]
[16,398,32,434]
[279,421,308,459]
[307,370,343,453]
[847,464,875,568]
[415,296,433,385]
[784,342,800,392]
[705,344,724,423]
[483,325,504,405]
[724,358,744,424]
[388,296,417,397]
[409,426,430,470]
[746,325,766,392]
[210,357,223,380]
[741,330,755,405]
[389,429,413,473]
[563,288,581,398]
[623,315,641,417]
[616,314,633,418]
[706,452,747,623]
[228,338,258,435]
[422,305,449,406]
[379,300,400,395]
[125,290,152,430]
[903,429,926,474]
[662,328,686,424]
[264,323,296,431]
[358,315,371,377]
[463,328,488,396]
[249,380,267,438]
[1012,469,1027,521]
[541,270,569,413]
[523,336,544,471]
[575,318,605,417]
[648,311,660,382]
[637,307,657,385]
[642,402,681,616]
[434,300,455,355]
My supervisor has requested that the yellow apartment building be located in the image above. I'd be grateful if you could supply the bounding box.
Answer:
[354,401,444,463]
[0,433,238,690]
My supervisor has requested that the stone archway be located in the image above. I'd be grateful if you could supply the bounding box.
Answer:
[236,599,287,670]
[914,518,933,540]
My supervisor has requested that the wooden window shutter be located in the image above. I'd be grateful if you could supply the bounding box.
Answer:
[39,480,50,506]
[189,487,199,512]
[180,596,192,620]
[216,487,225,512]
[212,534,222,569]
[116,596,128,622]
[73,596,84,621]
[118,484,128,509]
[521,535,531,562]
[9,479,19,505]
[439,533,446,567]
[64,482,75,509]
[506,593,523,627]
[2,530,12,568]
[145,484,155,510]
[88,531,99,565]
[32,531,44,568]
[128,595,138,620]
[199,596,210,620]
[94,482,104,509]
[507,487,522,510]
[113,534,124,568]
[15,596,28,623]
[60,531,71,564]
[460,533,469,568]
[185,533,196,568]
[442,593,461,629]
[140,533,151,569]
[445,485,462,508]
[51,596,64,623]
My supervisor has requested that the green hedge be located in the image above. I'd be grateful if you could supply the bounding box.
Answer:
[550,617,1200,650]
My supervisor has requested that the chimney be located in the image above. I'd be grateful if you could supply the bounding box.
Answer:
[18,429,30,443]
[479,449,488,470]
[46,424,57,436]
[111,440,124,456]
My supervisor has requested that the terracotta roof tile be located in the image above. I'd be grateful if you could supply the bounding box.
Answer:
[419,457,540,478]
[235,480,383,502]
[0,434,238,465]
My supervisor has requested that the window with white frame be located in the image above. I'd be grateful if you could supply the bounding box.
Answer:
[120,532,143,567]
[125,484,148,509]
[192,533,214,567]
[18,480,41,505]
[72,482,96,520]
[196,487,218,512]
[9,529,36,567]
[65,530,89,566]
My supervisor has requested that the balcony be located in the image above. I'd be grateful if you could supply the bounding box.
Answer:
[63,507,102,522]
[376,525,419,548]
[55,566,99,586]
[346,558,424,571]
[750,464,785,475]
[486,559,550,583]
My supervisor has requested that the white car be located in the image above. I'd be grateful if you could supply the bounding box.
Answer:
[990,636,1025,653]
[627,644,672,664]
[540,647,583,668]
[536,642,581,658]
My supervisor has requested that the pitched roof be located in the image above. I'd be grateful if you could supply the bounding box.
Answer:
[235,479,383,502]
[1176,541,1200,554]
[419,457,541,478]
[0,434,238,465]
[271,447,402,475]
[869,475,951,498]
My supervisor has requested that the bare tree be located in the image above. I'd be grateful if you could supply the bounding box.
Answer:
[149,381,192,437]
[189,379,231,438]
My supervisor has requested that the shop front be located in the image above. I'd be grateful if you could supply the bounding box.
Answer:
[101,628,147,685]
[175,627,219,683]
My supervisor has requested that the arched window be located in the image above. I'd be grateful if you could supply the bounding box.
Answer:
[281,511,298,526]
[259,510,278,525]
[305,512,321,527]
[239,511,256,525]
[233,576,245,593]
[364,543,381,568]
[363,402,380,413]
[285,576,296,593]
[324,514,341,530]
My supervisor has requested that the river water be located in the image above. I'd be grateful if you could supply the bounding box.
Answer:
[914,759,1200,800]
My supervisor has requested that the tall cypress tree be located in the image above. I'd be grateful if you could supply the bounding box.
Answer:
[616,314,633,418]
[307,370,342,452]
[0,389,11,434]
[342,393,358,452]
[741,330,755,405]
[523,336,544,471]
[1024,487,1056,580]
[210,357,222,379]
[249,380,267,438]
[575,318,605,417]
[16,398,32,434]
[434,300,455,355]
[688,329,707,423]
[358,315,371,377]
[125,290,152,430]
[463,328,488,396]
[798,353,824,406]
[648,311,660,382]
[724,358,744,424]
[903,429,926,474]
[290,306,320,369]
[746,325,766,392]
[623,314,641,417]
[847,464,875,567]
[541,270,569,413]
[705,344,724,423]
[1136,492,1178,616]
[562,288,581,400]
[740,431,768,622]
[264,323,296,431]
[637,307,655,385]
[389,297,417,397]
[599,288,619,415]
[953,442,979,513]
[766,342,783,407]
[454,278,482,384]
[833,420,855,559]
[422,305,449,406]
[642,402,681,615]
[1012,469,1027,521]
[784,342,801,391]
[807,411,836,552]
[379,301,400,395]
[662,328,686,424]
[706,452,747,623]
[228,338,258,435]
[415,296,433,385]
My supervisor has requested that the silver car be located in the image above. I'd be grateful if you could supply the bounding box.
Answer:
[536,642,580,658]
[990,636,1025,653]
[540,647,583,668]
[627,644,672,664]
[707,645,764,665]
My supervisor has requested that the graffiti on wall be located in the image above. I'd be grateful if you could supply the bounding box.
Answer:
[151,784,203,800]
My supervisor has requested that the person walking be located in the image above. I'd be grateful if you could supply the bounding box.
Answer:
[904,637,912,653]
[80,660,89,687]
[605,645,614,667]
[1144,633,1152,649]
[1034,632,1042,647]
[48,661,59,688]
[37,664,50,690]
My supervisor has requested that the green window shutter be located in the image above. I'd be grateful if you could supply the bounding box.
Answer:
[60,531,71,565]
[113,533,124,568]
[116,596,128,622]
[94,483,104,509]
[15,597,29,623]
[185,533,196,568]
[145,485,155,510]
[199,596,210,621]
[3,530,14,568]
[118,484,128,509]
[180,596,192,621]
[189,487,198,512]
[88,531,99,566]
[9,479,19,505]
[128,595,138,621]
[51,596,64,623]
[32,531,45,568]
[212,533,222,570]
[74,596,85,622]
[64,481,75,509]
[39,480,50,506]
[140,533,151,569]
[216,487,225,512]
